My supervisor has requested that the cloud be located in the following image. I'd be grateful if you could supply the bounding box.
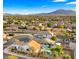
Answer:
[66,1,76,5]
[4,9,30,15]
[52,0,67,2]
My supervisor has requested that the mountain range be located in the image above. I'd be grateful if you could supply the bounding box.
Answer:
[4,9,76,16]
[48,9,76,14]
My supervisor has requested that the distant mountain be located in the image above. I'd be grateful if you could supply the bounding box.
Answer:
[4,9,76,16]
[48,9,76,15]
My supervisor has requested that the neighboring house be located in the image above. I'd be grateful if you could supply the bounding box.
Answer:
[57,21,64,27]
[51,23,58,28]
[34,33,53,44]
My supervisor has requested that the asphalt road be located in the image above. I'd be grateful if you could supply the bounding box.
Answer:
[4,30,51,35]
[3,39,14,49]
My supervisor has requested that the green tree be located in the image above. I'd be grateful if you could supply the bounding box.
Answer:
[51,48,59,59]
[47,22,52,27]
[64,32,69,37]
[63,54,71,59]
[51,48,55,53]
[39,26,44,31]
[33,26,37,30]
[51,46,62,57]
[51,36,57,41]
[55,46,62,56]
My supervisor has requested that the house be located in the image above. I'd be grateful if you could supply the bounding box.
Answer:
[15,36,41,53]
[27,40,41,53]
[34,33,53,43]
[57,21,65,27]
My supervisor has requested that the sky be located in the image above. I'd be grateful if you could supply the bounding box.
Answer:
[3,0,76,14]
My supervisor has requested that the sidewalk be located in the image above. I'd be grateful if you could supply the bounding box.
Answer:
[4,43,37,59]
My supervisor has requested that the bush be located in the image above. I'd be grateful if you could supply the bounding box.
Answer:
[33,26,37,30]
[59,25,64,29]
[7,55,17,59]
[51,46,62,56]
[63,54,71,59]
[51,36,57,41]
[55,46,62,56]
[47,22,52,27]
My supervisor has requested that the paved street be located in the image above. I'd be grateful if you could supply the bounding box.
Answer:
[3,39,14,49]
[4,30,51,35]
